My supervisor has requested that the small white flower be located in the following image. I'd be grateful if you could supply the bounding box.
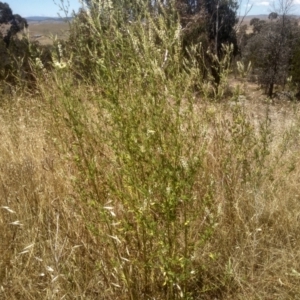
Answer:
[53,61,67,69]
[35,57,44,70]
[140,145,145,153]
[180,157,188,170]
[105,0,113,10]
[57,42,63,59]
[174,23,182,40]
[166,186,171,195]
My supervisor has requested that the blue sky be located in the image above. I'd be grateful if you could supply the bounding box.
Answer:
[7,0,83,17]
[239,0,300,15]
[6,0,300,17]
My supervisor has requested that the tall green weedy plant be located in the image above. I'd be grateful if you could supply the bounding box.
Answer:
[44,0,218,298]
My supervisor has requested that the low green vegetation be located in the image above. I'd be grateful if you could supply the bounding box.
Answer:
[1,0,300,299]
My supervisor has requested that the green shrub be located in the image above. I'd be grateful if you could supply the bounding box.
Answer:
[0,35,53,94]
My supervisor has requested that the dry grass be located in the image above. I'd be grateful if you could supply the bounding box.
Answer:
[0,97,76,298]
[1,81,300,299]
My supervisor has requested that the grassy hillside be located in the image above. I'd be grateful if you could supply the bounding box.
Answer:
[25,22,69,45]
[1,6,300,300]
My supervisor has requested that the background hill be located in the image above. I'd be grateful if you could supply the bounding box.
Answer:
[25,16,72,24]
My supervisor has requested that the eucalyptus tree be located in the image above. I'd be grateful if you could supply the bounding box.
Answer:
[250,17,266,34]
[244,0,299,97]
[0,2,28,46]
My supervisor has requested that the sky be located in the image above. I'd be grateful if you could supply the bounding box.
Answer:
[239,0,300,15]
[5,0,300,17]
[6,0,83,17]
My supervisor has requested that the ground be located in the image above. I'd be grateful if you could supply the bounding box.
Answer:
[21,21,69,45]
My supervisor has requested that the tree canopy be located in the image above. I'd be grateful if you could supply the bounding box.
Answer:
[244,12,300,97]
[0,2,28,46]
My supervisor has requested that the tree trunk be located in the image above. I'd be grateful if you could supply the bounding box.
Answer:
[215,0,219,56]
[268,82,274,98]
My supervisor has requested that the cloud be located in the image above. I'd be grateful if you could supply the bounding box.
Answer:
[258,1,270,5]
[250,0,270,6]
